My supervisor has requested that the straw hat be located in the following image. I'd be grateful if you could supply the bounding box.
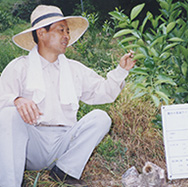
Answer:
[12,5,89,51]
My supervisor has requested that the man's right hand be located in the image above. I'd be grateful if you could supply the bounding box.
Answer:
[14,97,43,125]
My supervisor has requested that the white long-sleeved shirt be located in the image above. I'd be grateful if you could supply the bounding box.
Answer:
[0,54,129,126]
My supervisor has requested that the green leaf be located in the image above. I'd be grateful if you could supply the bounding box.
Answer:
[150,35,165,48]
[109,11,125,21]
[181,61,187,77]
[163,43,178,51]
[166,22,176,33]
[159,52,171,60]
[117,22,128,28]
[151,15,162,28]
[159,23,166,35]
[132,91,147,99]
[159,0,169,9]
[181,2,188,16]
[163,97,170,105]
[137,39,145,46]
[168,37,184,42]
[113,29,133,38]
[151,94,160,107]
[170,9,182,22]
[156,90,169,100]
[130,67,149,75]
[150,47,158,57]
[138,47,148,56]
[176,18,185,25]
[176,87,188,93]
[144,56,155,68]
[179,46,188,60]
[132,54,146,60]
[155,74,176,86]
[134,75,147,83]
[178,22,187,37]
[131,20,139,29]
[146,32,154,41]
[141,14,149,33]
[136,83,147,89]
[124,44,140,50]
[120,36,137,44]
[131,31,141,39]
[146,11,153,20]
[130,3,145,20]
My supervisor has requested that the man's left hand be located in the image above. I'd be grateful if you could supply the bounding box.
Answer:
[119,51,136,71]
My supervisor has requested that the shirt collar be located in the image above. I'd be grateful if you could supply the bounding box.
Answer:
[39,55,60,69]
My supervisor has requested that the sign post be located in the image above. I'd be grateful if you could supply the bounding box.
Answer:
[162,104,188,180]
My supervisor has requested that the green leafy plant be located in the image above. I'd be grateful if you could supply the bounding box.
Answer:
[68,12,117,71]
[0,22,29,72]
[109,0,188,107]
[0,7,20,31]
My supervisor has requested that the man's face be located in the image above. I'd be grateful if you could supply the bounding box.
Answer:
[41,20,70,55]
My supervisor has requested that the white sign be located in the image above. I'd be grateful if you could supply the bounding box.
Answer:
[161,104,188,180]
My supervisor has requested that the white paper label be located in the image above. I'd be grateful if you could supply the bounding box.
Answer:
[162,104,188,180]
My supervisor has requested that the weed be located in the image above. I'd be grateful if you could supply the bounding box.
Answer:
[97,135,127,162]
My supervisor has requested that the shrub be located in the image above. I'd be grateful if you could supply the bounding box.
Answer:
[11,0,40,21]
[109,0,188,107]
[0,23,29,72]
[73,0,96,16]
[0,37,27,72]
[0,6,20,32]
[66,12,121,72]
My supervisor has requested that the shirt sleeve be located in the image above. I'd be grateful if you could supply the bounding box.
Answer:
[80,64,129,105]
[0,57,25,109]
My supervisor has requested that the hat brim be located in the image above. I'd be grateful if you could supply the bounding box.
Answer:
[12,16,89,51]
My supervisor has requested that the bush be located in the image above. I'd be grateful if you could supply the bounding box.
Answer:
[110,0,188,107]
[0,5,21,32]
[0,23,29,72]
[12,0,40,22]
[66,12,121,72]
[0,37,27,72]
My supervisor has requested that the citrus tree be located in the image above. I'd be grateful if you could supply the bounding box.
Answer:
[109,0,188,107]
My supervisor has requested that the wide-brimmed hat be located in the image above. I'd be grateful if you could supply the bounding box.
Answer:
[12,5,89,51]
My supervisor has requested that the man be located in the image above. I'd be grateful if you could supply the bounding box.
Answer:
[0,4,136,187]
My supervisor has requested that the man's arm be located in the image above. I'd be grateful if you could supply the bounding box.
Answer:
[119,51,136,71]
[79,51,136,105]
[14,97,43,125]
[0,57,43,125]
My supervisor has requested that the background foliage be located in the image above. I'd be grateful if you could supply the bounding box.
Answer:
[0,0,160,23]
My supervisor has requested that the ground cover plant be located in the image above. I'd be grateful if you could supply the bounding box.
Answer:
[1,0,188,186]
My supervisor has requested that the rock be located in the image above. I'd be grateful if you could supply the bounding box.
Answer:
[122,166,139,187]
[122,162,167,187]
[139,162,167,187]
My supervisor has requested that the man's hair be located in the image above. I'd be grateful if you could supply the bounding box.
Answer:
[32,24,52,44]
